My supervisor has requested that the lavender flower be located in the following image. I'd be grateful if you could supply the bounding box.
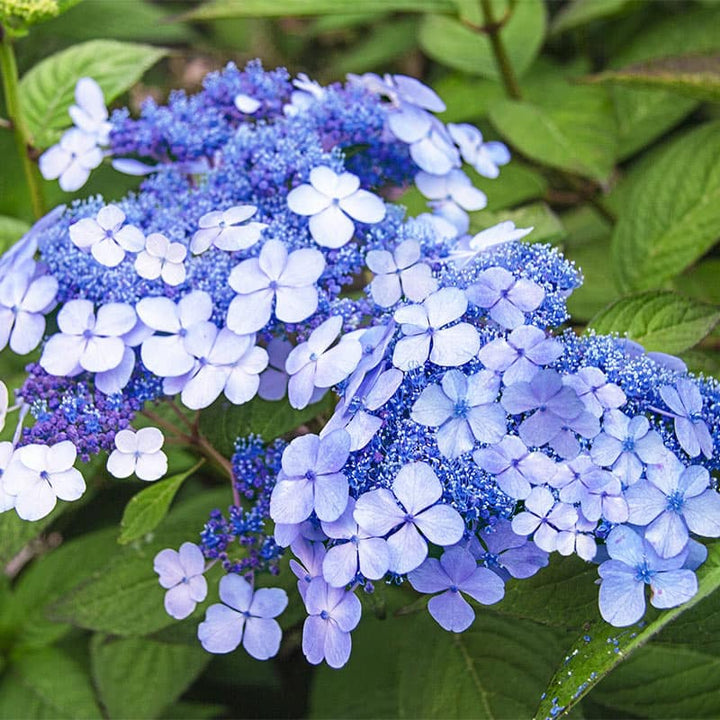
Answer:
[198,574,287,659]
[408,546,504,632]
[153,542,208,620]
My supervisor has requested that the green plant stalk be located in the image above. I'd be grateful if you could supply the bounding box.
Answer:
[479,0,522,100]
[0,27,44,219]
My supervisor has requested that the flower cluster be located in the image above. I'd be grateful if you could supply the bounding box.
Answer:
[2,61,720,671]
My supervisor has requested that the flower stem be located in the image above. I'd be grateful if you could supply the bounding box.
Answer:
[0,26,44,219]
[478,0,523,100]
[140,406,238,505]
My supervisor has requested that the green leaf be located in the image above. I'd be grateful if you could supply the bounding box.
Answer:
[609,5,720,158]
[488,61,617,183]
[91,635,210,719]
[610,122,720,292]
[311,610,566,719]
[118,461,204,545]
[550,0,632,35]
[469,202,566,245]
[183,0,455,19]
[333,18,418,75]
[0,646,101,719]
[680,349,720,379]
[0,504,61,567]
[535,542,720,719]
[419,0,546,80]
[0,215,30,252]
[49,489,228,636]
[673,259,720,306]
[589,291,720,354]
[432,75,505,123]
[12,527,119,648]
[589,53,720,103]
[472,162,548,212]
[19,40,167,148]
[199,393,335,458]
[494,554,600,628]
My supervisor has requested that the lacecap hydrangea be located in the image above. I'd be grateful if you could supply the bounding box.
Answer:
[1,61,719,669]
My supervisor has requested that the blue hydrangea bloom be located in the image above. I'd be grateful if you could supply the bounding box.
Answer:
[408,546,505,632]
[411,369,506,459]
[598,525,697,627]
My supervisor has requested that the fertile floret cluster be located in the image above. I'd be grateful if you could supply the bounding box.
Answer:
[2,62,719,670]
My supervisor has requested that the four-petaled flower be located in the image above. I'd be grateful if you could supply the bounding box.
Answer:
[285,316,362,410]
[447,123,510,179]
[302,577,361,669]
[69,205,145,267]
[0,260,58,355]
[408,546,504,632]
[153,542,208,620]
[366,239,437,308]
[625,456,720,558]
[466,267,545,330]
[198,574,287,660]
[270,430,351,524]
[598,525,697,627]
[320,498,390,587]
[353,462,464,574]
[135,233,187,286]
[68,77,111,144]
[40,299,137,376]
[191,205,266,255]
[658,380,713,459]
[39,129,103,192]
[3,441,85,521]
[411,369,506,459]
[107,427,168,482]
[227,239,325,334]
[511,486,577,553]
[392,288,479,371]
[287,166,386,248]
[137,291,213,378]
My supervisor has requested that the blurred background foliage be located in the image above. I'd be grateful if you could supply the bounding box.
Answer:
[1,1,720,718]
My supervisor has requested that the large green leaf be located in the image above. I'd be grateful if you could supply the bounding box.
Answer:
[118,461,204,545]
[535,542,720,719]
[0,646,101,719]
[472,162,548,212]
[610,122,720,292]
[488,62,617,183]
[311,610,566,719]
[11,527,118,648]
[589,292,720,354]
[609,5,720,158]
[199,393,335,458]
[590,53,720,103]
[91,635,210,719]
[49,489,228,635]
[183,0,455,19]
[432,75,505,123]
[419,0,546,80]
[19,40,167,148]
